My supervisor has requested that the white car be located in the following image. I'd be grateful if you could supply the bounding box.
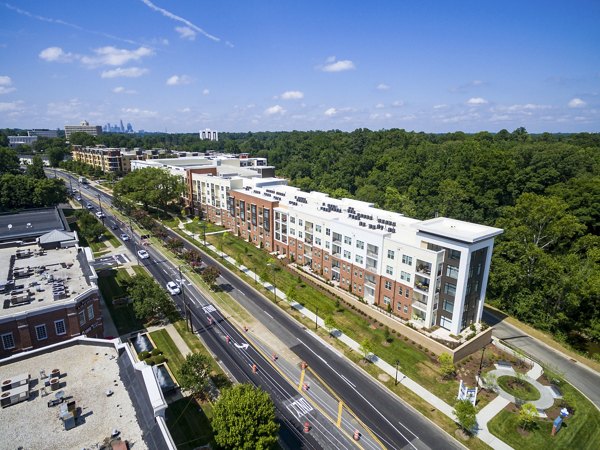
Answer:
[75,195,81,201]
[95,211,105,218]
[166,281,181,295]
[86,203,93,209]
[137,249,149,259]
[120,233,130,241]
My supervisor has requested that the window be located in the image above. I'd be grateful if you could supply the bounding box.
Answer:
[298,243,303,250]
[444,283,456,296]
[449,249,461,260]
[402,254,413,266]
[343,250,351,259]
[404,305,408,313]
[87,305,94,321]
[324,255,329,261]
[324,267,329,273]
[398,287,403,295]
[298,219,303,226]
[290,227,296,236]
[387,250,395,260]
[397,303,402,311]
[384,280,392,290]
[316,225,322,233]
[446,265,459,279]
[400,271,411,282]
[79,310,86,326]
[367,243,379,256]
[383,296,391,305]
[54,320,66,336]
[325,241,330,249]
[344,236,352,245]
[386,265,393,276]
[290,216,296,224]
[477,263,482,275]
[298,231,303,239]
[35,324,48,341]
[405,288,410,298]
[315,237,321,246]
[325,228,331,236]
[443,299,454,313]
[356,240,364,250]
[1,333,15,350]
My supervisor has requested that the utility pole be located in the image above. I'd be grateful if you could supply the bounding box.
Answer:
[477,341,492,382]
[202,221,207,245]
[267,263,276,302]
[130,217,139,265]
[179,265,191,332]
[315,306,318,330]
[395,360,400,385]
[97,194,104,225]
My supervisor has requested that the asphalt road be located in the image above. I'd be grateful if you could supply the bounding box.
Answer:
[59,171,461,449]
[483,308,600,410]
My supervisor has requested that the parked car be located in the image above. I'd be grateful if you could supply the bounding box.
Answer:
[120,233,130,241]
[137,249,149,259]
[110,223,118,230]
[75,195,81,201]
[166,281,181,295]
[95,211,105,218]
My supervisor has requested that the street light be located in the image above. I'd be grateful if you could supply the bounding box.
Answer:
[267,263,277,302]
[97,194,105,225]
[477,340,492,383]
[129,217,139,265]
[315,306,319,330]
[395,360,400,385]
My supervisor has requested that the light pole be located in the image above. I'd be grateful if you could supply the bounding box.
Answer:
[129,217,139,265]
[202,221,207,246]
[395,360,400,385]
[178,265,191,332]
[97,194,105,225]
[315,306,318,330]
[477,340,492,383]
[267,263,277,302]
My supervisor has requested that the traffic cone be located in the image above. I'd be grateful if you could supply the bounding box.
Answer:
[304,421,310,433]
[303,383,309,391]
[301,361,308,370]
[353,429,360,441]
[252,364,257,373]
[226,336,230,344]
[272,353,278,361]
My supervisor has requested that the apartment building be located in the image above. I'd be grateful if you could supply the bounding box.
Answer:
[71,146,169,174]
[64,120,102,139]
[0,235,102,358]
[191,171,502,335]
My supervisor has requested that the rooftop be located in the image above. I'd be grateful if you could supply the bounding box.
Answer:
[0,207,67,242]
[416,217,504,243]
[0,243,96,318]
[0,340,147,450]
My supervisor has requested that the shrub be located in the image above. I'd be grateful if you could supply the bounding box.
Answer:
[518,403,538,431]
[438,353,456,379]
[151,348,163,357]
[466,332,476,341]
[153,354,167,365]
[138,351,151,360]
[470,323,476,332]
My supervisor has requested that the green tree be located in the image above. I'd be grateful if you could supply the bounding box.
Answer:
[438,353,456,379]
[0,147,20,175]
[201,266,221,288]
[178,353,212,398]
[324,315,336,336]
[75,210,105,243]
[47,147,66,167]
[517,403,538,431]
[26,155,46,179]
[211,384,279,450]
[453,399,477,433]
[127,273,176,321]
[359,338,374,362]
[69,132,96,146]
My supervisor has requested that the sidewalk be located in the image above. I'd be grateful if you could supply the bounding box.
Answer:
[176,221,513,449]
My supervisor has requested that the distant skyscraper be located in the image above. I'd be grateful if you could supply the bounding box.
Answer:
[126,122,133,133]
[120,119,125,132]
[200,128,218,141]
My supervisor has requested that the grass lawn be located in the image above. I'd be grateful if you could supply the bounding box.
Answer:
[149,329,187,384]
[497,376,540,401]
[488,381,600,450]
[166,397,214,450]
[97,268,143,335]
[184,219,225,235]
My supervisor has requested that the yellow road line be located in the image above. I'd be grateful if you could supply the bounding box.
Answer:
[299,368,306,391]
[337,400,343,427]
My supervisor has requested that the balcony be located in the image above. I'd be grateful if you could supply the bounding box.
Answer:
[412,300,428,312]
[414,274,430,293]
[416,260,432,277]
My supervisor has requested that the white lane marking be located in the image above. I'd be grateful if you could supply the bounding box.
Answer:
[202,304,217,314]
[339,374,356,388]
[287,397,314,419]
[397,420,419,440]
[234,343,249,350]
[263,310,274,319]
[162,269,169,275]
[297,338,329,365]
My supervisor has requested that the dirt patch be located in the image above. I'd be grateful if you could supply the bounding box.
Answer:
[381,341,391,347]
[516,427,531,437]
[454,429,471,441]
[378,373,391,382]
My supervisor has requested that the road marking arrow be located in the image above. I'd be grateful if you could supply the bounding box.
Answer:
[235,343,249,350]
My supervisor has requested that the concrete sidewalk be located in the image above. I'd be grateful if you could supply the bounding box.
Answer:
[176,221,514,449]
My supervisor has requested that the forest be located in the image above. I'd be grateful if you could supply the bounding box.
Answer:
[2,127,598,354]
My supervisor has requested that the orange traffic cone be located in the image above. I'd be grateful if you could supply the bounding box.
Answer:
[304,421,310,433]
[353,429,360,441]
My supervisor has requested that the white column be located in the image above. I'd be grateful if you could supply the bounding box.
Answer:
[476,242,494,322]
[450,248,471,335]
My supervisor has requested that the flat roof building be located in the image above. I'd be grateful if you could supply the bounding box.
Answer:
[8,135,38,148]
[0,207,69,243]
[65,120,102,139]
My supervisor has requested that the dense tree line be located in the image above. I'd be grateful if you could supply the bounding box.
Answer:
[0,148,67,211]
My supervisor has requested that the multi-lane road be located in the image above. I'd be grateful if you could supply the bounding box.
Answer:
[57,170,463,450]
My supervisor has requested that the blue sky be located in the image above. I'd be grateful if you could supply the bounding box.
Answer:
[0,0,598,133]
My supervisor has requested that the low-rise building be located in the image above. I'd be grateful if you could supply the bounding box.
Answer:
[8,135,38,148]
[0,235,102,358]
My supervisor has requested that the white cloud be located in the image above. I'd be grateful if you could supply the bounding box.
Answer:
[280,90,304,100]
[568,98,586,108]
[121,107,158,118]
[391,100,404,107]
[264,105,285,115]
[467,97,488,105]
[101,67,148,78]
[179,107,191,113]
[324,107,337,117]
[0,101,24,112]
[376,83,390,90]
[113,86,137,94]
[39,46,75,62]
[375,103,385,109]
[140,0,222,43]
[321,57,355,72]
[46,98,81,118]
[80,46,153,67]
[451,79,487,92]
[166,75,192,86]
[202,89,210,95]
[433,104,447,109]
[0,76,15,94]
[175,26,196,40]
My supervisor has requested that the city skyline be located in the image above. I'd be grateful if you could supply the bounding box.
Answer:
[0,0,598,133]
